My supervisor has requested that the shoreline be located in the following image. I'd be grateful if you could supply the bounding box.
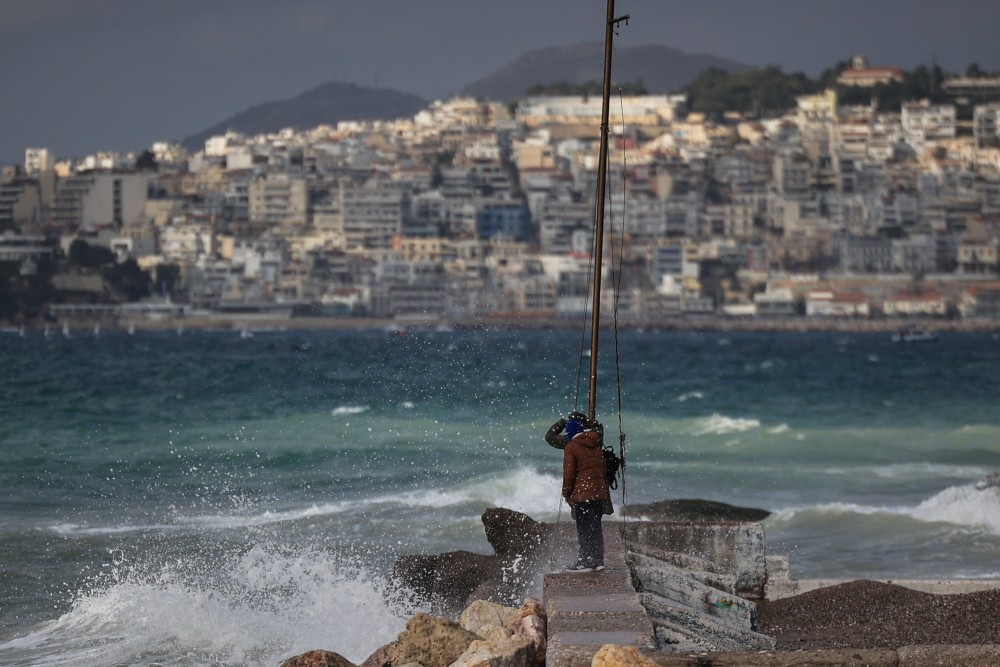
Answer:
[11,313,1000,334]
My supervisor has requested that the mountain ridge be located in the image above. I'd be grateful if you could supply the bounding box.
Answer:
[181,42,750,151]
[460,42,749,101]
[181,82,429,152]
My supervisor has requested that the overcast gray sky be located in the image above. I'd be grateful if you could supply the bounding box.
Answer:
[2,0,999,167]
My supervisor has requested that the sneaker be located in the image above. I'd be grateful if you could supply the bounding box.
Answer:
[592,563,606,571]
[564,560,594,572]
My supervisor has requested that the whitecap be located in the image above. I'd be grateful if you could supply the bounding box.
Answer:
[47,522,179,537]
[868,463,992,481]
[911,484,1000,535]
[767,424,789,434]
[370,466,563,519]
[676,391,704,403]
[0,544,410,666]
[179,500,363,530]
[332,405,369,416]
[689,413,761,436]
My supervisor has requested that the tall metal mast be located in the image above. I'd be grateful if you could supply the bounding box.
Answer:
[587,0,629,421]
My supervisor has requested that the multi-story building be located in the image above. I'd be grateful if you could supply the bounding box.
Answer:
[49,172,149,232]
[902,100,957,152]
[248,174,308,226]
[340,181,411,251]
[974,104,1000,147]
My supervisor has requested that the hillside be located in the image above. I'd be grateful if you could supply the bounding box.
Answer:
[180,43,748,152]
[181,82,428,152]
[460,42,748,102]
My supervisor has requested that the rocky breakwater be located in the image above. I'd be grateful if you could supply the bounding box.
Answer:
[281,597,547,667]
[391,507,546,616]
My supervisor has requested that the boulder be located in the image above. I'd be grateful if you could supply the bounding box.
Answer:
[281,650,357,667]
[392,554,439,599]
[623,498,770,523]
[477,625,513,642]
[360,641,397,667]
[393,612,479,667]
[505,598,545,627]
[393,551,504,614]
[460,600,518,636]
[448,635,535,667]
[507,615,545,665]
[481,508,542,558]
[590,644,659,667]
[465,581,506,608]
[433,551,504,604]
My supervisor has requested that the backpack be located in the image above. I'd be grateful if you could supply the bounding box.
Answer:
[602,444,623,490]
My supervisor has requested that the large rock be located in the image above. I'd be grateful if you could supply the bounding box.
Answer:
[359,641,397,667]
[481,508,542,558]
[506,597,545,627]
[281,650,357,667]
[591,645,659,667]
[460,600,518,636]
[393,612,479,667]
[393,551,504,613]
[623,499,770,523]
[449,635,535,667]
[508,615,545,665]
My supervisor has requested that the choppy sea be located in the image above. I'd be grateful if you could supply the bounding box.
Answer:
[2,326,999,665]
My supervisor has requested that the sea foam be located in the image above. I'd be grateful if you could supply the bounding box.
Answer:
[912,484,1000,534]
[769,484,1000,536]
[0,543,410,667]
[689,413,761,436]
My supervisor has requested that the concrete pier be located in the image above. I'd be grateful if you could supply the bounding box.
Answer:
[542,523,655,667]
[539,520,1000,667]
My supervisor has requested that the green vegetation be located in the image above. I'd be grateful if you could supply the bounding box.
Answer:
[684,66,817,117]
[103,259,150,301]
[682,60,1000,118]
[0,259,57,323]
[134,149,158,172]
[526,80,648,97]
[68,239,115,268]
[67,239,154,302]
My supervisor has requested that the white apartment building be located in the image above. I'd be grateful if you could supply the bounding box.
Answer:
[50,172,149,231]
[24,148,52,175]
[248,174,308,225]
[901,100,956,152]
[973,104,1000,146]
[340,182,410,251]
[516,95,680,128]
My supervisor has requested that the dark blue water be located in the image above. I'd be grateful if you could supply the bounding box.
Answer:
[2,327,999,665]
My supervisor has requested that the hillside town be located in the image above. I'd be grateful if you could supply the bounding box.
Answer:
[4,56,1000,329]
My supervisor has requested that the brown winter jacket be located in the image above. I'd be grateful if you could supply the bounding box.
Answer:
[562,430,610,504]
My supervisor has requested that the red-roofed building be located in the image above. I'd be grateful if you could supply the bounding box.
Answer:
[883,290,948,317]
[837,55,905,88]
[805,290,871,317]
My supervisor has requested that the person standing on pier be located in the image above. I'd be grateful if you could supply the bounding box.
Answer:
[552,415,610,572]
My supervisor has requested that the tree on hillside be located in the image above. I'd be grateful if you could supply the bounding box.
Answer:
[68,239,115,268]
[525,80,648,97]
[103,259,151,301]
[684,66,818,117]
[152,263,181,298]
[134,149,158,172]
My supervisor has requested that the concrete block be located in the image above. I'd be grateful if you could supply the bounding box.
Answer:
[621,521,767,600]
[627,556,756,630]
[639,591,776,652]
